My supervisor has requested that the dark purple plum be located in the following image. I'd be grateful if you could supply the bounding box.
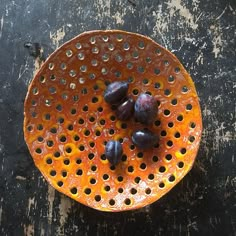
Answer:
[104,81,129,105]
[105,140,123,165]
[132,129,158,149]
[134,93,157,125]
[116,97,135,120]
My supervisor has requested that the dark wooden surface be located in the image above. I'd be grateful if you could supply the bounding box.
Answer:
[0,0,235,235]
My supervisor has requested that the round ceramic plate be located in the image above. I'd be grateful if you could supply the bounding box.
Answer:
[24,30,202,212]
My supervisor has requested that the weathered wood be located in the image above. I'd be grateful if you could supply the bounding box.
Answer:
[0,0,235,235]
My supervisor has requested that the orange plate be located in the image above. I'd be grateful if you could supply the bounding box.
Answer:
[24,30,202,212]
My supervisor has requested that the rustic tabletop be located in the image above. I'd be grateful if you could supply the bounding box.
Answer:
[0,0,235,235]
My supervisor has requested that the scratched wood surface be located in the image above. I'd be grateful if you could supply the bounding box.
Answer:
[0,0,235,235]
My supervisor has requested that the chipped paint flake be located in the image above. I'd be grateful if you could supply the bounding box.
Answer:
[210,24,223,58]
[50,26,65,49]
[166,0,199,30]
[0,15,3,39]
[24,224,34,236]
[112,11,124,24]
[58,196,72,229]
[47,185,55,224]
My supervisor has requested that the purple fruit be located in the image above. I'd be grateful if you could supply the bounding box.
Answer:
[132,129,158,149]
[104,81,129,105]
[134,93,157,125]
[105,140,123,165]
[116,97,135,120]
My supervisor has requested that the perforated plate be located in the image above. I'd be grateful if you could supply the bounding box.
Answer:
[24,30,202,212]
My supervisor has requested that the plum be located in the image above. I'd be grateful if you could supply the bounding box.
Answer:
[116,97,135,120]
[105,140,123,165]
[134,93,157,125]
[132,129,158,149]
[104,81,129,105]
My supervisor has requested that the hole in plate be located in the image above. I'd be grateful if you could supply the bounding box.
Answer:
[164,89,171,96]
[58,117,64,124]
[99,119,106,126]
[90,178,96,184]
[76,158,82,164]
[89,142,95,148]
[154,120,161,127]
[95,195,101,202]
[177,115,183,121]
[154,68,160,75]
[189,136,195,143]
[186,104,193,110]
[137,152,143,158]
[108,43,114,51]
[164,109,170,116]
[104,185,110,192]
[109,199,115,206]
[63,159,70,165]
[82,105,88,112]
[100,154,106,161]
[148,174,154,180]
[178,161,184,168]
[159,166,166,173]
[84,129,90,136]
[37,136,44,142]
[57,181,63,187]
[47,140,54,147]
[134,176,141,184]
[182,86,188,93]
[65,147,72,154]
[171,99,178,105]
[121,154,127,162]
[132,89,139,95]
[154,82,161,89]
[161,130,167,136]
[124,198,131,205]
[50,170,56,176]
[165,154,172,161]
[118,188,123,193]
[84,188,91,195]
[145,188,151,194]
[130,188,137,195]
[67,124,73,131]
[140,163,147,170]
[70,187,77,195]
[138,41,145,49]
[88,153,94,160]
[75,42,82,49]
[167,140,173,147]
[46,158,52,164]
[152,156,158,162]
[168,75,175,83]
[169,175,176,182]
[91,165,97,171]
[123,42,130,50]
[175,132,181,138]
[35,148,42,154]
[61,171,67,177]
[54,151,60,158]
[159,182,165,188]
[90,36,96,44]
[66,49,73,57]
[180,148,187,154]
[117,176,123,182]
[103,174,109,180]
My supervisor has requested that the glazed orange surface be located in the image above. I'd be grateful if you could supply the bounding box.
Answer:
[24,30,202,212]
